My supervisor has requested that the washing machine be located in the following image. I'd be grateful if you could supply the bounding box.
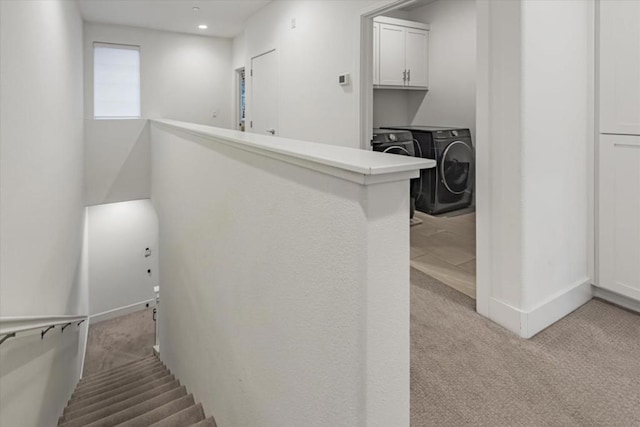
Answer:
[383,126,474,215]
[371,129,415,156]
[371,129,417,217]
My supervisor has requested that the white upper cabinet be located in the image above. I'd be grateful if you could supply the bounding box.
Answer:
[379,23,406,86]
[404,28,429,88]
[373,16,430,89]
[599,0,640,135]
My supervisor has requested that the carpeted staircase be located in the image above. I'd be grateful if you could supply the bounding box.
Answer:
[58,355,216,427]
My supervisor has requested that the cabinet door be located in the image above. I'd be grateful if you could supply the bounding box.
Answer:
[379,24,406,86]
[373,22,379,85]
[405,28,428,88]
[599,0,640,135]
[598,134,640,301]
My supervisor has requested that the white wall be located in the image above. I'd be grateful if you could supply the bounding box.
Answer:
[83,23,233,206]
[373,90,411,128]
[84,23,232,126]
[408,0,477,141]
[88,200,158,317]
[0,0,86,425]
[475,0,594,337]
[85,119,150,206]
[151,123,412,426]
[520,0,591,310]
[238,1,389,148]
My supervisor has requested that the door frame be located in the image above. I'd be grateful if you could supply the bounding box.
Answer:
[356,0,490,316]
[234,66,246,131]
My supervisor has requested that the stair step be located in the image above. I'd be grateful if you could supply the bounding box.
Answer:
[190,417,218,427]
[63,377,179,417]
[80,388,190,427]
[72,362,166,397]
[59,381,182,425]
[114,394,195,427]
[75,361,165,396]
[79,355,156,384]
[77,358,162,389]
[149,403,206,426]
[67,372,174,408]
[71,366,169,400]
[61,354,216,426]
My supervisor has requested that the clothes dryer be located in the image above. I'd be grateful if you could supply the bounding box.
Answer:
[383,126,474,214]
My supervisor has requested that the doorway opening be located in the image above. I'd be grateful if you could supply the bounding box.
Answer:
[359,0,483,308]
[235,67,246,131]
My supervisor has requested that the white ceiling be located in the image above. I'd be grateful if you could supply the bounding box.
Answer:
[76,0,271,38]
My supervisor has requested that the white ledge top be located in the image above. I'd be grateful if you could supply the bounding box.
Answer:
[152,119,435,184]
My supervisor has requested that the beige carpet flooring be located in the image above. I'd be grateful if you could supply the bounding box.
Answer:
[83,308,155,376]
[410,268,640,426]
[82,278,640,425]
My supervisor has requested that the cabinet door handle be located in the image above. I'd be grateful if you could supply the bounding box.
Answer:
[407,69,411,83]
[403,70,407,82]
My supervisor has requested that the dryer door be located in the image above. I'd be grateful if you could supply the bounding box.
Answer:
[440,141,474,195]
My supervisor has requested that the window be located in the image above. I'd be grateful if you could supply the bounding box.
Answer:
[93,43,140,118]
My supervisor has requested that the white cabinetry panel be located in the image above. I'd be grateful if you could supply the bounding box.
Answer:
[599,0,640,135]
[405,28,428,88]
[379,24,406,86]
[374,17,429,90]
[598,134,640,300]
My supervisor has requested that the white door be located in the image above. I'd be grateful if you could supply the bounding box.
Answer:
[599,0,640,135]
[378,24,406,86]
[250,49,278,136]
[598,134,640,301]
[405,28,429,88]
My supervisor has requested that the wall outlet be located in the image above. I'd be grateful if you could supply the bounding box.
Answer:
[212,110,218,118]
[291,18,296,29]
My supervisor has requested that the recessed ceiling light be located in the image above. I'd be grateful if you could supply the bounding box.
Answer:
[192,7,200,11]
[198,24,208,29]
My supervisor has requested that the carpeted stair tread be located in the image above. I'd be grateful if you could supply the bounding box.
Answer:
[70,366,169,401]
[63,378,179,418]
[113,394,195,427]
[74,363,166,398]
[79,355,157,384]
[190,418,218,427]
[80,355,155,382]
[148,403,205,426]
[77,358,163,389]
[72,363,167,397]
[67,372,175,407]
[60,355,215,426]
[70,367,171,403]
[59,381,183,425]
[79,387,189,427]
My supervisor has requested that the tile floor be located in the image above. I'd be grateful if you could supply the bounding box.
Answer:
[410,210,476,298]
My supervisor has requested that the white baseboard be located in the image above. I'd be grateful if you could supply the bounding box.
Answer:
[489,297,522,336]
[90,299,155,324]
[490,278,593,338]
[593,287,640,313]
